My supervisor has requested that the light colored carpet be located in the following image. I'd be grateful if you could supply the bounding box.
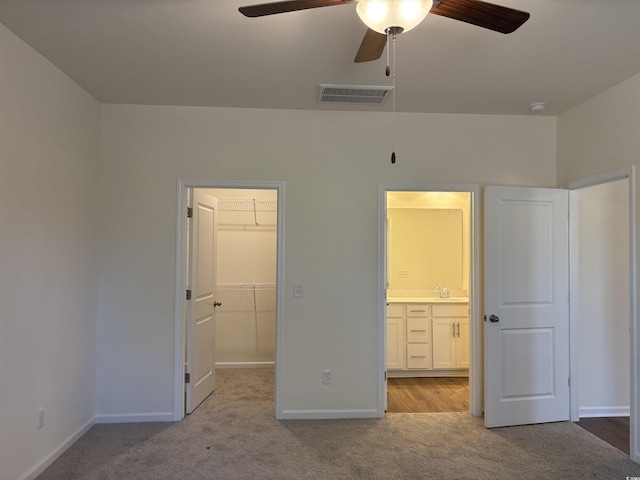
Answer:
[38,368,640,479]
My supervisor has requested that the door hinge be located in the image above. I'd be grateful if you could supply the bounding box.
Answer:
[187,207,193,218]
[185,372,191,384]
[186,289,192,300]
[568,376,571,387]
[384,371,387,381]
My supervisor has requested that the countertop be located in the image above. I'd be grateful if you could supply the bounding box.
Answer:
[387,297,469,304]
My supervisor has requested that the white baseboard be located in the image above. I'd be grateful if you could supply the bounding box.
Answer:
[96,412,174,423]
[20,416,95,480]
[279,409,381,420]
[215,361,275,368]
[579,406,630,418]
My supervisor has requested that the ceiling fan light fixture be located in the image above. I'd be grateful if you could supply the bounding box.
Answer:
[356,0,433,35]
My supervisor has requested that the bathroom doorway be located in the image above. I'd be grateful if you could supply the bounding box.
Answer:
[378,184,481,416]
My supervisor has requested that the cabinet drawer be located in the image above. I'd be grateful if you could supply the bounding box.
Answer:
[386,304,404,318]
[432,304,468,317]
[406,304,430,316]
[406,317,430,343]
[407,343,431,369]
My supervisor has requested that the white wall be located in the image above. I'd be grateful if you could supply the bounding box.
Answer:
[96,104,557,419]
[0,24,100,480]
[577,180,630,416]
[557,73,640,183]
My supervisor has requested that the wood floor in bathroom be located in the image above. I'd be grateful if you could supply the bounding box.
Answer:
[386,377,468,413]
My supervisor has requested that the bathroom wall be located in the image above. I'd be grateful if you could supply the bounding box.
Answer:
[387,191,470,296]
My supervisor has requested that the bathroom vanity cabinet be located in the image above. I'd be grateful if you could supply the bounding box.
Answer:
[431,305,469,369]
[386,300,469,377]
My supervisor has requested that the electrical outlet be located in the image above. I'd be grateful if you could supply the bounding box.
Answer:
[37,408,45,429]
[322,370,332,385]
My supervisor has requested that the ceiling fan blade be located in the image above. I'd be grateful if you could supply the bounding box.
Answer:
[239,0,350,17]
[354,28,387,63]
[431,0,530,34]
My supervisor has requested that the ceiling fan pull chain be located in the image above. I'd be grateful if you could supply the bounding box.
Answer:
[391,32,397,164]
[385,32,391,77]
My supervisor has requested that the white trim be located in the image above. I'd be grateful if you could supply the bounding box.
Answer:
[579,406,631,418]
[19,417,95,480]
[566,165,638,463]
[215,362,275,368]
[563,166,633,190]
[96,412,174,423]
[377,183,482,418]
[568,189,580,423]
[174,179,286,421]
[280,409,380,419]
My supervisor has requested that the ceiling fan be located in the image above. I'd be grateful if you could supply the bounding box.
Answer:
[238,0,530,63]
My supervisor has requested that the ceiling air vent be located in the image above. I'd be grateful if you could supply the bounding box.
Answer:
[318,84,393,105]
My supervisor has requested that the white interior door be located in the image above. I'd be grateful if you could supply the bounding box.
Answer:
[186,189,219,414]
[484,186,570,428]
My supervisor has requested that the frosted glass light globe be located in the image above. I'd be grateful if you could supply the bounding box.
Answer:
[356,0,433,34]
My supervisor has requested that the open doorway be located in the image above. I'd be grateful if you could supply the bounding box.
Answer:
[206,188,278,370]
[378,184,481,417]
[174,180,285,421]
[570,175,632,455]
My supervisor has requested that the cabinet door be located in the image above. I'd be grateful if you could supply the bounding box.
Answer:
[455,318,470,368]
[432,317,456,369]
[387,317,405,370]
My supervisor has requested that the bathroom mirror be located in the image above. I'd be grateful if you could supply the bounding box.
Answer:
[387,208,463,291]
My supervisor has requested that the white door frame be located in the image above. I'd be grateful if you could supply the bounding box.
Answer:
[173,179,286,421]
[378,183,482,417]
[565,166,638,462]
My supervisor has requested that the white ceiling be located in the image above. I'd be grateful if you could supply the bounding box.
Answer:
[1,0,639,115]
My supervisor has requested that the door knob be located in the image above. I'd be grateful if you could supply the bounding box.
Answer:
[489,314,500,323]
[213,301,222,307]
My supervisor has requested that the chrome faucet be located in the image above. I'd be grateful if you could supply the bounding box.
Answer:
[435,285,450,298]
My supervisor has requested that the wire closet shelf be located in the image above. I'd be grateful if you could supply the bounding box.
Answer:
[217,198,277,226]
[215,283,276,315]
